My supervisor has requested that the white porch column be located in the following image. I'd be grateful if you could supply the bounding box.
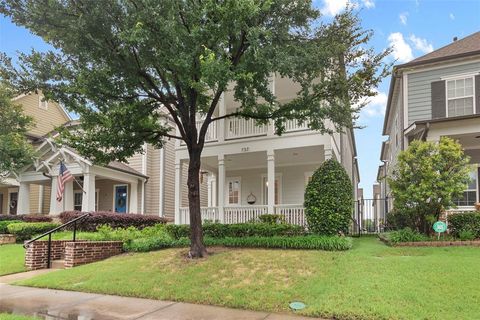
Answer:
[174,159,182,224]
[81,173,96,212]
[17,182,30,214]
[208,174,217,207]
[64,180,74,211]
[140,180,146,214]
[267,150,275,214]
[49,177,62,215]
[218,154,225,223]
[130,181,138,213]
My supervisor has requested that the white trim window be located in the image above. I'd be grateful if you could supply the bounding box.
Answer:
[74,189,99,211]
[226,178,241,205]
[446,77,475,117]
[454,168,478,207]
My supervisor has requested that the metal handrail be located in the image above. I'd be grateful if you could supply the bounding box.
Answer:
[23,212,91,269]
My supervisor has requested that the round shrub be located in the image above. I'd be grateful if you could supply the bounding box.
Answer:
[304,159,353,235]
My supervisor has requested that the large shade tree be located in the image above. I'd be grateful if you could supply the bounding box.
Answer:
[0,0,389,258]
[0,82,34,182]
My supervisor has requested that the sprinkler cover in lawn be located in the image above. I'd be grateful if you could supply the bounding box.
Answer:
[289,301,306,311]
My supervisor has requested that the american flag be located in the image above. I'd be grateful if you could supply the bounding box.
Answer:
[56,162,73,202]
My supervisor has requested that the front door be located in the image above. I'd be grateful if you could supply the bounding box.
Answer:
[9,192,18,215]
[114,185,128,213]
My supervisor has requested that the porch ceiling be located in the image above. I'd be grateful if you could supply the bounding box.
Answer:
[201,145,324,171]
[450,133,480,150]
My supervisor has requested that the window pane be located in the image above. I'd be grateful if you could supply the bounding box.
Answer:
[465,78,473,95]
[464,97,474,115]
[467,170,477,190]
[448,100,455,115]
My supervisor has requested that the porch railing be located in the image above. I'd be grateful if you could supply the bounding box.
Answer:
[200,120,218,142]
[224,205,268,223]
[274,204,306,226]
[179,207,219,224]
[284,119,309,132]
[225,118,267,139]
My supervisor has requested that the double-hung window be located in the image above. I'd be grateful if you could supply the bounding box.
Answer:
[454,168,478,207]
[446,77,475,117]
[226,178,241,205]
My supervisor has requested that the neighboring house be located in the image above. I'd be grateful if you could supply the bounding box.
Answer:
[0,92,186,220]
[378,31,480,216]
[175,74,361,225]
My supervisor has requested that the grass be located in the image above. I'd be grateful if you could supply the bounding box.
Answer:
[0,314,40,320]
[0,244,25,276]
[14,237,480,320]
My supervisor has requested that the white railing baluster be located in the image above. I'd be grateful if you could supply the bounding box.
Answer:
[225,118,267,139]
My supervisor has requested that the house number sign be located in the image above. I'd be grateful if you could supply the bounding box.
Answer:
[241,147,250,152]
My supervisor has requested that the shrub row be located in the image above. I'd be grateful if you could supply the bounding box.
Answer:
[448,212,480,239]
[165,222,306,240]
[7,222,60,241]
[125,235,352,252]
[386,228,429,244]
[0,214,52,222]
[0,220,22,234]
[59,211,169,231]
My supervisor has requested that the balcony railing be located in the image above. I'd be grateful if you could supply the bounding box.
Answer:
[284,119,309,132]
[225,118,268,139]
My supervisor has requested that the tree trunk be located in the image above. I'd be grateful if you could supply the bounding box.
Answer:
[187,150,208,258]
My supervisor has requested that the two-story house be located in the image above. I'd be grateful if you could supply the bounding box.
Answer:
[0,92,188,220]
[378,31,480,215]
[174,75,361,225]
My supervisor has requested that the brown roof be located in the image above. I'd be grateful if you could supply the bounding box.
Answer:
[398,31,480,68]
[106,161,148,179]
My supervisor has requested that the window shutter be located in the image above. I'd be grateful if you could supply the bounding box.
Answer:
[431,80,446,119]
[475,75,480,114]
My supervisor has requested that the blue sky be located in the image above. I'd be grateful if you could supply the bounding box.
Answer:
[1,0,479,197]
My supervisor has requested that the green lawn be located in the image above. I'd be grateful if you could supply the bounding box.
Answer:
[0,314,39,320]
[0,244,25,276]
[15,237,480,320]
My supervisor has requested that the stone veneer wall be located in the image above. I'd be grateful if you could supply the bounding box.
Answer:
[25,240,123,270]
[64,241,123,268]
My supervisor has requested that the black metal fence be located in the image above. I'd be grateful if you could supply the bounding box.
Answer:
[350,198,390,236]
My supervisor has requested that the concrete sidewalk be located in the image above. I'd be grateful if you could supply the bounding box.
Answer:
[0,283,320,320]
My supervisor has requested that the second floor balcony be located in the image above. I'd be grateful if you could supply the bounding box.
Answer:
[180,117,311,147]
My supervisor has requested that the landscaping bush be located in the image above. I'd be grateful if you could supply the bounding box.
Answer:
[388,228,429,244]
[385,209,417,230]
[459,229,476,241]
[0,220,22,234]
[448,212,480,238]
[59,211,168,231]
[257,214,285,224]
[207,235,353,251]
[304,159,353,235]
[0,214,52,222]
[165,222,305,240]
[7,222,60,241]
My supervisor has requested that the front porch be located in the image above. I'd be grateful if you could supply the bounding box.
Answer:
[175,146,327,226]
[1,141,147,216]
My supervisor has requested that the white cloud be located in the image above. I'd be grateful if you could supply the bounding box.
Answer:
[362,0,375,9]
[409,34,434,54]
[399,12,408,25]
[361,90,388,117]
[387,32,414,63]
[449,13,455,20]
[321,0,349,16]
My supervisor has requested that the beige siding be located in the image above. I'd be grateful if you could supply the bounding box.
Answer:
[145,145,161,215]
[16,93,70,137]
[28,184,40,214]
[126,152,144,174]
[163,139,176,219]
[42,185,51,213]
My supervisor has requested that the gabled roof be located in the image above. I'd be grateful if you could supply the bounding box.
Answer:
[397,31,480,68]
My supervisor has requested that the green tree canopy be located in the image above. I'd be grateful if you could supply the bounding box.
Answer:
[0,0,389,257]
[388,137,471,233]
[0,83,34,180]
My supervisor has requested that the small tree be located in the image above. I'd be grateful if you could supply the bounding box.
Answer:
[388,137,471,234]
[304,159,353,235]
[0,83,34,181]
[0,1,389,258]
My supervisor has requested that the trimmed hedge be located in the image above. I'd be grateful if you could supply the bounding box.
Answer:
[0,214,52,222]
[7,222,60,241]
[0,220,22,234]
[165,222,306,240]
[387,228,429,244]
[304,159,353,235]
[448,212,480,238]
[126,235,352,252]
[59,211,169,231]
